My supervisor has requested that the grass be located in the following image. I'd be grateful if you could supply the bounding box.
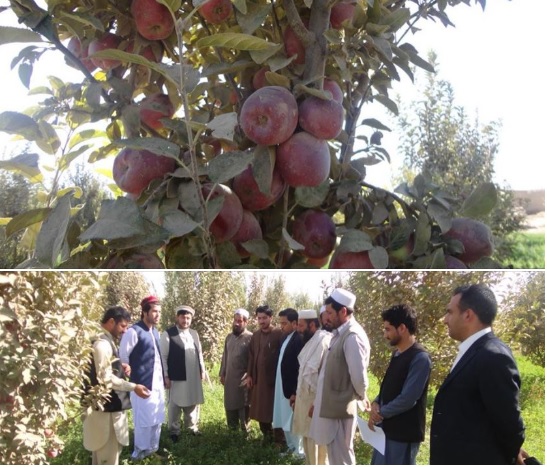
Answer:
[52,357,544,465]
[504,232,545,269]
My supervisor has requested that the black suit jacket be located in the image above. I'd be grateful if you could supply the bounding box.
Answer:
[280,331,303,399]
[430,332,525,465]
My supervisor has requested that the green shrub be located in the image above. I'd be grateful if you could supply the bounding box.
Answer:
[505,232,545,269]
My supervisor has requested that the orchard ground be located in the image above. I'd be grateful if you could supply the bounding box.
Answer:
[51,357,544,465]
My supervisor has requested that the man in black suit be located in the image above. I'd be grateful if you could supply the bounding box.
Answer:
[430,284,525,465]
[273,308,304,456]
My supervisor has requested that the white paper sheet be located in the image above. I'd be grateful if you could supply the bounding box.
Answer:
[357,416,386,455]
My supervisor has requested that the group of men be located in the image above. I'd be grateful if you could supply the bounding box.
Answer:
[83,283,527,465]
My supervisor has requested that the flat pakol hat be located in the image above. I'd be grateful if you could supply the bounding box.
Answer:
[176,305,195,316]
[141,295,160,308]
[298,309,317,320]
[330,288,356,309]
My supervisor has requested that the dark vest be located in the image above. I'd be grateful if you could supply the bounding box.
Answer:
[380,343,429,442]
[85,334,131,412]
[129,321,162,390]
[166,326,201,381]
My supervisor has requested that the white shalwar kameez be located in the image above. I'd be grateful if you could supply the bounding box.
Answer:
[119,327,165,460]
[273,331,303,455]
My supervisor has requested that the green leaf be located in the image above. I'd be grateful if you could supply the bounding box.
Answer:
[113,137,180,159]
[0,111,41,140]
[57,11,105,31]
[460,182,498,218]
[59,145,93,171]
[338,229,374,253]
[295,180,329,208]
[18,62,32,89]
[240,239,270,258]
[161,209,200,237]
[252,145,276,196]
[5,208,51,238]
[0,153,43,183]
[208,150,254,184]
[361,118,391,131]
[36,120,61,155]
[374,94,399,116]
[35,194,72,267]
[412,212,431,256]
[399,43,435,73]
[369,246,389,268]
[282,227,304,251]
[197,33,279,51]
[427,199,452,234]
[206,112,238,141]
[157,0,182,12]
[235,3,271,34]
[379,8,410,32]
[0,26,44,45]
[68,129,107,151]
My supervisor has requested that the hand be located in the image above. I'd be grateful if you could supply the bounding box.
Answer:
[134,384,150,399]
[308,404,314,418]
[164,376,171,389]
[368,401,383,430]
[246,376,253,389]
[121,363,131,377]
[220,375,225,385]
[289,394,296,411]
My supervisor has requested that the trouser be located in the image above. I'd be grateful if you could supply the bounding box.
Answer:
[226,406,250,431]
[284,430,304,455]
[131,424,161,460]
[259,422,285,445]
[168,399,200,434]
[371,439,421,465]
[91,432,122,465]
[302,436,328,465]
[326,418,356,465]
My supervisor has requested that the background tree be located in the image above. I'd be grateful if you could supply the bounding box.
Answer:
[0,271,102,464]
[0,0,499,269]
[245,272,267,315]
[396,53,526,264]
[497,272,545,366]
[348,270,504,387]
[264,275,291,316]
[162,271,246,363]
[102,271,153,322]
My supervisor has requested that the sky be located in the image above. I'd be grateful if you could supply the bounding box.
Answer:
[0,1,545,191]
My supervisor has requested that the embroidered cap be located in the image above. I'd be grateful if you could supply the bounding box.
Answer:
[330,288,356,309]
[176,305,195,316]
[140,295,160,308]
[298,309,318,320]
[234,308,250,319]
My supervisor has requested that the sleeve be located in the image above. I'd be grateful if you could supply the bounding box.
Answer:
[219,336,228,378]
[344,332,370,399]
[159,330,170,378]
[247,334,255,379]
[93,339,136,393]
[478,348,525,462]
[119,327,138,365]
[301,336,330,393]
[380,351,431,419]
[194,331,205,375]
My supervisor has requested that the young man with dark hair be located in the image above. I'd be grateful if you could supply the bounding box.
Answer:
[273,308,304,456]
[246,305,284,444]
[160,305,205,441]
[368,304,431,465]
[430,284,525,464]
[83,306,150,465]
[119,296,165,460]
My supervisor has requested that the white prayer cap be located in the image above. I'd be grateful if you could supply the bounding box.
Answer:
[298,309,317,320]
[319,305,326,315]
[330,288,356,309]
[234,308,250,319]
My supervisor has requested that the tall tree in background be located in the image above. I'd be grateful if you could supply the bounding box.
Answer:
[264,276,291,317]
[396,53,525,263]
[349,270,504,387]
[163,271,246,363]
[102,271,152,322]
[245,272,266,315]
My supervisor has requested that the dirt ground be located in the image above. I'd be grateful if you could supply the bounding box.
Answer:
[523,211,545,234]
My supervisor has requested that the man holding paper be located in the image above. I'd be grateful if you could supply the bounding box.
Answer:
[368,304,431,464]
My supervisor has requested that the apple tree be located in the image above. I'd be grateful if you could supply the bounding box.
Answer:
[0,0,498,269]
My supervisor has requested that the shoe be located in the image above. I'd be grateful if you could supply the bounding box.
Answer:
[170,434,179,443]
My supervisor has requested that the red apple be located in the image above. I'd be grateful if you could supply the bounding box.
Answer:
[298,96,344,140]
[291,210,336,259]
[44,429,54,438]
[329,250,374,268]
[125,40,164,63]
[239,86,298,146]
[103,251,165,268]
[230,210,263,257]
[444,255,468,269]
[283,25,305,65]
[444,217,494,265]
[131,0,175,41]
[66,37,96,72]
[199,0,233,24]
[306,255,330,268]
[139,93,175,130]
[88,33,123,71]
[276,131,330,187]
[113,147,176,195]
[46,449,59,459]
[330,1,355,29]
[323,78,343,104]
[252,67,269,90]
[202,183,243,242]
[232,164,286,211]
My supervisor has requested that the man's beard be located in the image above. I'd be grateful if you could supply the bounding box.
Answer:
[302,329,313,344]
[232,326,243,336]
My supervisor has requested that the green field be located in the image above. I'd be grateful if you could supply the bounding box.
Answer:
[505,232,545,269]
[53,357,544,465]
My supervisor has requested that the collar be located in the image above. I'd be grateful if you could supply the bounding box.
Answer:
[458,327,492,354]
